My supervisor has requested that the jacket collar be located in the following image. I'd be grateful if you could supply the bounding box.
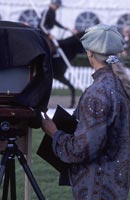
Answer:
[92,65,112,80]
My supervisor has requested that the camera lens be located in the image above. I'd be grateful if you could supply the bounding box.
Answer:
[0,121,10,131]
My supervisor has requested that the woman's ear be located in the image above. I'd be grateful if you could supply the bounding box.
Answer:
[87,51,94,66]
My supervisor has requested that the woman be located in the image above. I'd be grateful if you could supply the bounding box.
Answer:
[41,24,130,200]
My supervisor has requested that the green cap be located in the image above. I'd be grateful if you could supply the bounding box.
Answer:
[80,24,124,54]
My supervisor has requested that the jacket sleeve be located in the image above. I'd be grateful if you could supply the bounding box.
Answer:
[52,87,115,163]
[39,9,50,35]
[55,20,65,29]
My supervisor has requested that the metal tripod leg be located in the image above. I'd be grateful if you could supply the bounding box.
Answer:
[16,145,45,200]
[2,160,10,200]
[0,139,46,200]
[10,158,16,200]
[0,151,9,184]
[0,149,16,200]
[2,158,16,200]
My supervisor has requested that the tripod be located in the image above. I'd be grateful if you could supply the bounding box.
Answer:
[0,137,46,200]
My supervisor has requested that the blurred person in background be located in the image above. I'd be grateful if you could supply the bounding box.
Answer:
[122,25,130,57]
[41,24,130,200]
[39,0,70,53]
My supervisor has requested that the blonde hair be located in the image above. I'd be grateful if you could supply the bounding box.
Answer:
[94,52,130,98]
[111,62,130,98]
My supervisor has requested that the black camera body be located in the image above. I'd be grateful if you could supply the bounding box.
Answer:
[0,21,53,139]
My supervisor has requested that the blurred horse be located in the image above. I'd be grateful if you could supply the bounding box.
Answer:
[51,32,85,108]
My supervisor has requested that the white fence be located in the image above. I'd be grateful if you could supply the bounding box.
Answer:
[52,66,130,91]
[52,66,94,91]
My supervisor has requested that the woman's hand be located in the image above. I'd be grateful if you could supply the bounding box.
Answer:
[41,113,58,137]
[48,34,55,40]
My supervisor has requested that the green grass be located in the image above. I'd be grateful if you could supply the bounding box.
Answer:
[0,129,73,200]
[51,88,82,96]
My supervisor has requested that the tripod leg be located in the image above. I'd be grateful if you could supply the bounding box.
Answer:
[10,158,16,200]
[16,150,46,200]
[2,160,10,200]
[2,157,16,200]
[0,152,10,184]
[0,152,16,200]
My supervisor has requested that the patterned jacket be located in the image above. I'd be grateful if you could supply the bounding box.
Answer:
[52,66,130,200]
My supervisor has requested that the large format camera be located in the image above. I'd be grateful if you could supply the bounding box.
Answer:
[0,21,52,139]
[0,21,53,200]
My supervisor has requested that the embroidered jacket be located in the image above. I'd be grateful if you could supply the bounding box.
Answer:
[52,66,130,200]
